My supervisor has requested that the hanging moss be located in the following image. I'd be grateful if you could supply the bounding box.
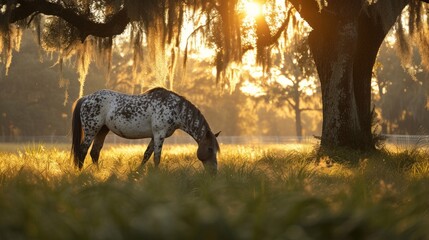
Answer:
[10,0,429,99]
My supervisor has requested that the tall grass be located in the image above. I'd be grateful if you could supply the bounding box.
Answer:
[0,143,429,239]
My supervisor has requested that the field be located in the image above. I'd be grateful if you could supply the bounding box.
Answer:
[1,143,429,239]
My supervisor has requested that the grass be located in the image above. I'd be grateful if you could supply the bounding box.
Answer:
[0,143,429,239]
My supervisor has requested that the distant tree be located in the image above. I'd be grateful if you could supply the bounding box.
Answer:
[261,37,321,137]
[0,32,105,138]
[241,36,321,137]
[1,0,429,150]
[374,42,429,134]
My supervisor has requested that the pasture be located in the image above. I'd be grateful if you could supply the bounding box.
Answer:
[1,143,429,239]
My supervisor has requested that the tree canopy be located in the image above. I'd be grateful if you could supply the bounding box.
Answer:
[0,0,294,94]
[0,0,428,88]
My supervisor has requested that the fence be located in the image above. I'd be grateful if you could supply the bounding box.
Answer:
[382,134,429,148]
[0,134,317,145]
[0,134,428,148]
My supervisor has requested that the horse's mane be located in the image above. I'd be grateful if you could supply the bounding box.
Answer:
[145,87,170,95]
[145,87,211,133]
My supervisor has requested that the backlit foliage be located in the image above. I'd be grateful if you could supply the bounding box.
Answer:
[0,0,429,98]
[0,24,22,76]
[394,1,429,71]
[0,0,298,96]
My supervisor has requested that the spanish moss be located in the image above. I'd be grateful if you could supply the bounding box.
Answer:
[1,0,429,101]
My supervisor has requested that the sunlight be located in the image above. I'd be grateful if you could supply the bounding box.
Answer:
[276,75,294,87]
[179,10,217,60]
[240,80,265,97]
[298,77,318,96]
[243,1,262,18]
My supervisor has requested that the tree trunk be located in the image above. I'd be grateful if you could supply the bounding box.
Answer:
[295,109,302,137]
[288,0,410,151]
[308,8,391,150]
[295,107,303,140]
[309,20,359,149]
[308,16,380,150]
[293,93,303,141]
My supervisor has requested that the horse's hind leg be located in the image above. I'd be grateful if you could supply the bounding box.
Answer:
[78,134,96,169]
[90,126,109,166]
[141,138,154,166]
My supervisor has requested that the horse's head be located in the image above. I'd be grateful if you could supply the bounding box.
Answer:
[197,130,221,175]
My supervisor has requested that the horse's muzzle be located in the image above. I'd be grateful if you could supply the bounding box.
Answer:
[203,161,217,175]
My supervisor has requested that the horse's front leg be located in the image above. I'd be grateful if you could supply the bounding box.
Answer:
[141,138,154,166]
[153,135,165,168]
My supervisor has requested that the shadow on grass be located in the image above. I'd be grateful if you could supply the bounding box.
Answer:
[313,143,428,173]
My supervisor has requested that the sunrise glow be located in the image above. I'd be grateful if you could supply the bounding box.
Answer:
[240,80,265,97]
[243,1,262,18]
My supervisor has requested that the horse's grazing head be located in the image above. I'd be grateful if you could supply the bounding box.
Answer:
[197,130,221,175]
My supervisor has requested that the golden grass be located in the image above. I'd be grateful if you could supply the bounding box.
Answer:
[0,143,429,239]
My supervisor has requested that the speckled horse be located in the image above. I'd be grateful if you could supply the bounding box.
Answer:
[71,87,220,173]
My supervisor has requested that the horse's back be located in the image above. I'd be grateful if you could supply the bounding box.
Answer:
[95,90,154,138]
[80,88,185,139]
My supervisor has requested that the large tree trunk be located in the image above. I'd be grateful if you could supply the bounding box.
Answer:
[309,19,362,149]
[352,11,388,149]
[308,19,378,150]
[289,0,410,151]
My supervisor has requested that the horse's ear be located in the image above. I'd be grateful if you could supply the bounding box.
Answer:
[214,131,221,137]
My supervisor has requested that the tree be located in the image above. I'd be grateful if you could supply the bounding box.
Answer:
[264,37,321,138]
[374,41,429,134]
[0,31,106,138]
[241,36,322,137]
[1,0,429,150]
[286,0,429,150]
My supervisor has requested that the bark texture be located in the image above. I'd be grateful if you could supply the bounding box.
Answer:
[309,20,363,148]
[290,0,411,150]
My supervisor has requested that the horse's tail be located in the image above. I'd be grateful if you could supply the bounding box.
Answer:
[71,97,85,168]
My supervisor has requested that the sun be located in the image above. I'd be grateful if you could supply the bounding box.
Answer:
[243,1,262,18]
[238,0,262,20]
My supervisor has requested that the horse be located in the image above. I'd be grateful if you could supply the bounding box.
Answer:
[70,87,220,174]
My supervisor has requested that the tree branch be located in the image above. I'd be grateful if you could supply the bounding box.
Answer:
[183,19,213,67]
[8,0,130,41]
[287,0,337,30]
[285,98,295,108]
[364,0,409,36]
[287,0,321,29]
[260,8,293,47]
[242,8,293,53]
